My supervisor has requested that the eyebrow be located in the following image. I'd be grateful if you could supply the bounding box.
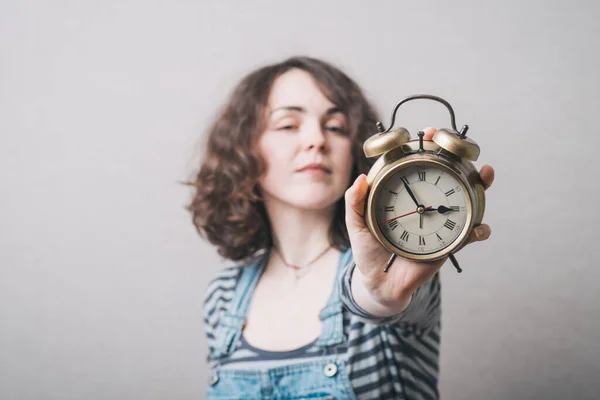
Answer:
[269,106,343,116]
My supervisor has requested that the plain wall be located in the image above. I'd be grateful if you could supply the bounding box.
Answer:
[1,0,598,399]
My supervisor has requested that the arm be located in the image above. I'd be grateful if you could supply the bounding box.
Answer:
[339,259,441,332]
[351,263,412,316]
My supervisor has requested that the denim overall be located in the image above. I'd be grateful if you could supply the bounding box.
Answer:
[206,247,357,400]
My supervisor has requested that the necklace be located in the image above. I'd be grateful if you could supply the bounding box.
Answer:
[273,243,333,280]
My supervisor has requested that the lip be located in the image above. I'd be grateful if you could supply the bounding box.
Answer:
[296,163,332,174]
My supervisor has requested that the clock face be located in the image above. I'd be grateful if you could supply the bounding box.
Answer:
[374,164,470,255]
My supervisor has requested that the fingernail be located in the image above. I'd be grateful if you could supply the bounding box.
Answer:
[475,226,484,238]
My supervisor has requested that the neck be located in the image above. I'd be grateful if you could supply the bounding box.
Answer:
[262,195,336,268]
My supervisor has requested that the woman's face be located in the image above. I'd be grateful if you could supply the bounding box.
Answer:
[257,68,354,211]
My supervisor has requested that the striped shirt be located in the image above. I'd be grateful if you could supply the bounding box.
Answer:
[203,252,441,399]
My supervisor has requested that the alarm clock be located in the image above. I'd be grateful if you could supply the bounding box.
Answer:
[363,94,485,273]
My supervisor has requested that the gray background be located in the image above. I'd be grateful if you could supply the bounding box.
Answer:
[1,0,598,399]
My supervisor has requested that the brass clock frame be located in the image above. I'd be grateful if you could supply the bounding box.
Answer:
[364,138,486,262]
[363,94,486,272]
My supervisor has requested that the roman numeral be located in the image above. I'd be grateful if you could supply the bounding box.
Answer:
[419,236,426,246]
[400,230,410,242]
[450,206,459,212]
[435,176,441,186]
[445,188,455,197]
[418,171,426,181]
[388,189,398,195]
[444,220,456,230]
[388,220,399,230]
[384,206,394,212]
[436,233,443,241]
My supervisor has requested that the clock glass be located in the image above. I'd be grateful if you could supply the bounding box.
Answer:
[375,164,470,255]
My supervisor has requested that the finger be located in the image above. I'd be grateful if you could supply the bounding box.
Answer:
[468,224,492,242]
[422,127,437,140]
[479,165,495,190]
[345,174,369,231]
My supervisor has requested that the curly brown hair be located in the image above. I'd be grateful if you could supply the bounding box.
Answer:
[187,56,381,264]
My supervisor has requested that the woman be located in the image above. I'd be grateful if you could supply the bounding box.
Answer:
[189,56,494,399]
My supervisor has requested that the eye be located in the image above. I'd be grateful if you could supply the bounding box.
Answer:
[326,125,346,134]
[277,125,297,131]
[274,117,299,131]
[324,114,347,134]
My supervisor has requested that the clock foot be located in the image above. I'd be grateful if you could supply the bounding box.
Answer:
[383,253,397,273]
[449,254,463,273]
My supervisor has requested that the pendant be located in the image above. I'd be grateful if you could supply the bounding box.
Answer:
[290,265,310,279]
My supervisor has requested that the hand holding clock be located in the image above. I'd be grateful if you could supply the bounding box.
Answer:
[344,127,495,313]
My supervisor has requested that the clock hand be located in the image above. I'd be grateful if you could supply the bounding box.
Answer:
[437,205,453,214]
[382,206,433,224]
[420,213,423,229]
[423,205,458,214]
[402,179,421,208]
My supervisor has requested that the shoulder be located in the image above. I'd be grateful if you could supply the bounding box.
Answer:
[203,250,269,314]
[203,265,242,314]
[202,265,242,346]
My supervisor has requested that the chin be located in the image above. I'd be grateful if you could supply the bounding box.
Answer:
[285,191,342,210]
[261,182,346,210]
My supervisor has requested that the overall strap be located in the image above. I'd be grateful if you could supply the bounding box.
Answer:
[317,247,353,348]
[212,250,269,359]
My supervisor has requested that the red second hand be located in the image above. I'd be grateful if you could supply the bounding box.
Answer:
[382,206,433,224]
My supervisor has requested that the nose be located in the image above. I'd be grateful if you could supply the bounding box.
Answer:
[302,121,328,153]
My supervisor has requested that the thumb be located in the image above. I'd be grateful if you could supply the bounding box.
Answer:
[345,174,369,232]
